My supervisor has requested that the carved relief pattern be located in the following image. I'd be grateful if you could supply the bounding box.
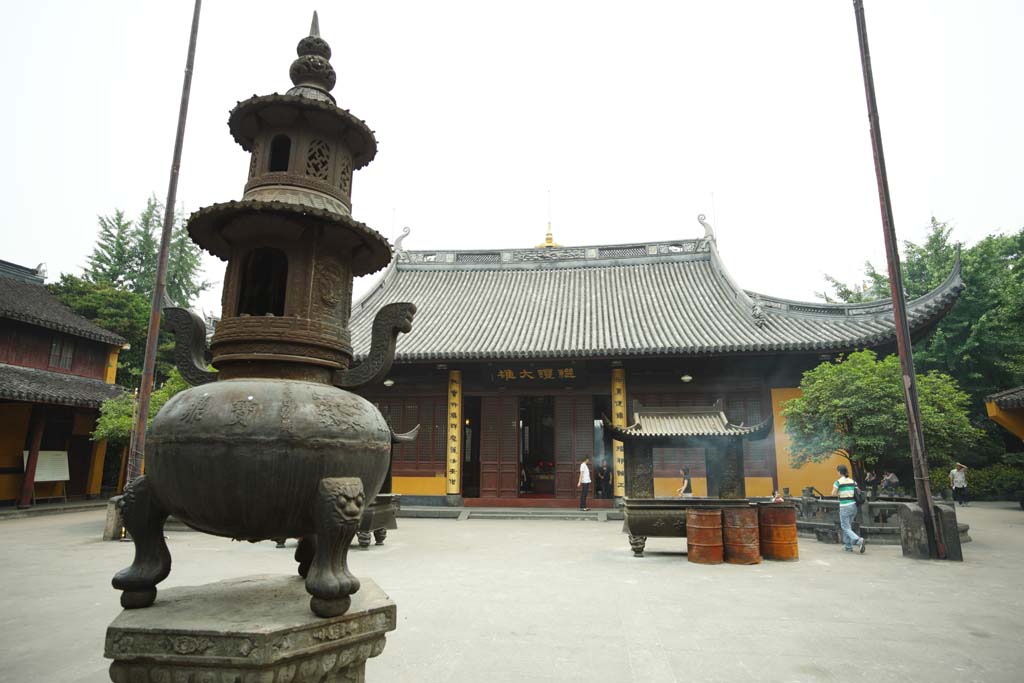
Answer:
[306,139,330,180]
[179,394,211,423]
[338,157,352,197]
[248,141,260,178]
[280,385,296,436]
[314,259,350,322]
[228,398,259,427]
[108,637,386,683]
[515,247,586,262]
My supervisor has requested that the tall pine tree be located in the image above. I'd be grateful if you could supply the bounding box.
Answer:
[84,210,134,288]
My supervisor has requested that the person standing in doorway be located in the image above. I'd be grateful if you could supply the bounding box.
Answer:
[832,464,865,553]
[950,463,969,506]
[578,456,592,511]
[596,460,611,499]
[677,467,693,497]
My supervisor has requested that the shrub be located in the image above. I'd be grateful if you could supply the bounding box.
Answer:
[962,464,1024,500]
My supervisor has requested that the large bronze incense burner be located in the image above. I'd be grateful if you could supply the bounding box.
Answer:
[112,15,416,618]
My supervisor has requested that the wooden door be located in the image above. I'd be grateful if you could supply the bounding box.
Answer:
[480,396,519,498]
[555,395,594,498]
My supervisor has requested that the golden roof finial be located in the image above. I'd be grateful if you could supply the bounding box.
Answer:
[536,221,561,248]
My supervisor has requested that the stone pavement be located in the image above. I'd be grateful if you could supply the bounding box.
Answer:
[0,502,1022,682]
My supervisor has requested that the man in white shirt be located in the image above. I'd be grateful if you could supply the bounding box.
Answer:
[577,456,592,511]
[949,463,969,506]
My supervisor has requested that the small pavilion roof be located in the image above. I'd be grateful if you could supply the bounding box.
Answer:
[604,402,773,441]
[350,228,964,362]
[0,363,124,409]
[987,385,1024,410]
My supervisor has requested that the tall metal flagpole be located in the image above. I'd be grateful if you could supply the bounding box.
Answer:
[852,0,944,558]
[126,0,203,485]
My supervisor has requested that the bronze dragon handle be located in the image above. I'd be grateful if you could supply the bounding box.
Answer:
[162,307,217,386]
[333,302,417,390]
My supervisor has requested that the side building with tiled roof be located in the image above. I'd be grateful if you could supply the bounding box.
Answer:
[0,260,126,507]
[986,385,1024,442]
[348,226,964,505]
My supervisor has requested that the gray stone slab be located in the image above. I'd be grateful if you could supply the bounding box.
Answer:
[2,503,1024,682]
[104,575,395,682]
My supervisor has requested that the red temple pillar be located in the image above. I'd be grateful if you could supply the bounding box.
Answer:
[17,409,46,509]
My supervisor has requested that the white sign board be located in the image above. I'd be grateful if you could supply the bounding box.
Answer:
[23,451,70,483]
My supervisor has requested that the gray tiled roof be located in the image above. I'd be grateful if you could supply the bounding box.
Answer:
[987,385,1024,410]
[0,362,124,408]
[606,403,772,440]
[0,276,126,346]
[350,236,964,362]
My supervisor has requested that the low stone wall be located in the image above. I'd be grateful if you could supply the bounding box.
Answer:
[793,496,971,546]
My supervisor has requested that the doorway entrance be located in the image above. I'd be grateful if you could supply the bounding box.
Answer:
[462,397,482,498]
[519,396,555,497]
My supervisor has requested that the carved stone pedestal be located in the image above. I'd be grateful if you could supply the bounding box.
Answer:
[104,574,396,683]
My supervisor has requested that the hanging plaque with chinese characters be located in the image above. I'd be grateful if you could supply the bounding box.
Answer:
[483,363,587,386]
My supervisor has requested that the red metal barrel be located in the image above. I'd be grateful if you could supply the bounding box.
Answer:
[686,508,723,564]
[722,506,761,564]
[758,503,799,561]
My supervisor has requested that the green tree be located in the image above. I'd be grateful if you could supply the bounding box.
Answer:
[817,218,1024,460]
[782,350,981,478]
[92,368,190,447]
[84,210,135,288]
[84,195,210,307]
[166,208,208,306]
[816,262,889,303]
[129,197,162,300]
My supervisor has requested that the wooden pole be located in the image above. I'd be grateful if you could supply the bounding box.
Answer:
[17,410,46,508]
[852,0,944,558]
[127,0,203,484]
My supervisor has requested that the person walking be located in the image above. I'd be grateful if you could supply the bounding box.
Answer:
[949,463,969,506]
[832,464,866,553]
[577,456,592,511]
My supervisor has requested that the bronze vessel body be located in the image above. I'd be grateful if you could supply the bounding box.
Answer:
[111,15,416,618]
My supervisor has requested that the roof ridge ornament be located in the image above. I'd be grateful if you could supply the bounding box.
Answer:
[394,226,412,254]
[751,294,767,329]
[288,11,337,102]
[698,214,716,243]
[536,222,562,249]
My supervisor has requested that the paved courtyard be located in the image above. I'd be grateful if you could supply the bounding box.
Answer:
[1,502,1023,682]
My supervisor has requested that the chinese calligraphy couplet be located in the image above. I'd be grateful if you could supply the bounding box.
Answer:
[611,367,627,497]
[446,370,463,495]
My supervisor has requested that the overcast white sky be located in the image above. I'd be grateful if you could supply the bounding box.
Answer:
[2,1,1022,316]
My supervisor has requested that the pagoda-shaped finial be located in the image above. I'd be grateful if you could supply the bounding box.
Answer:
[536,222,562,248]
[288,11,337,103]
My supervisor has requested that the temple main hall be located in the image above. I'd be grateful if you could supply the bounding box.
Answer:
[350,224,963,505]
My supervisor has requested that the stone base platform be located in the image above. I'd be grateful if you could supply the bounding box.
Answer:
[104,575,396,683]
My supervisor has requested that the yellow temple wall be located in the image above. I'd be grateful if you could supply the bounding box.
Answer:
[654,476,708,497]
[392,475,447,496]
[0,404,32,501]
[772,388,850,495]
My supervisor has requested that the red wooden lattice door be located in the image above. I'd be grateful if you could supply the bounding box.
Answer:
[554,395,594,499]
[480,396,519,498]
